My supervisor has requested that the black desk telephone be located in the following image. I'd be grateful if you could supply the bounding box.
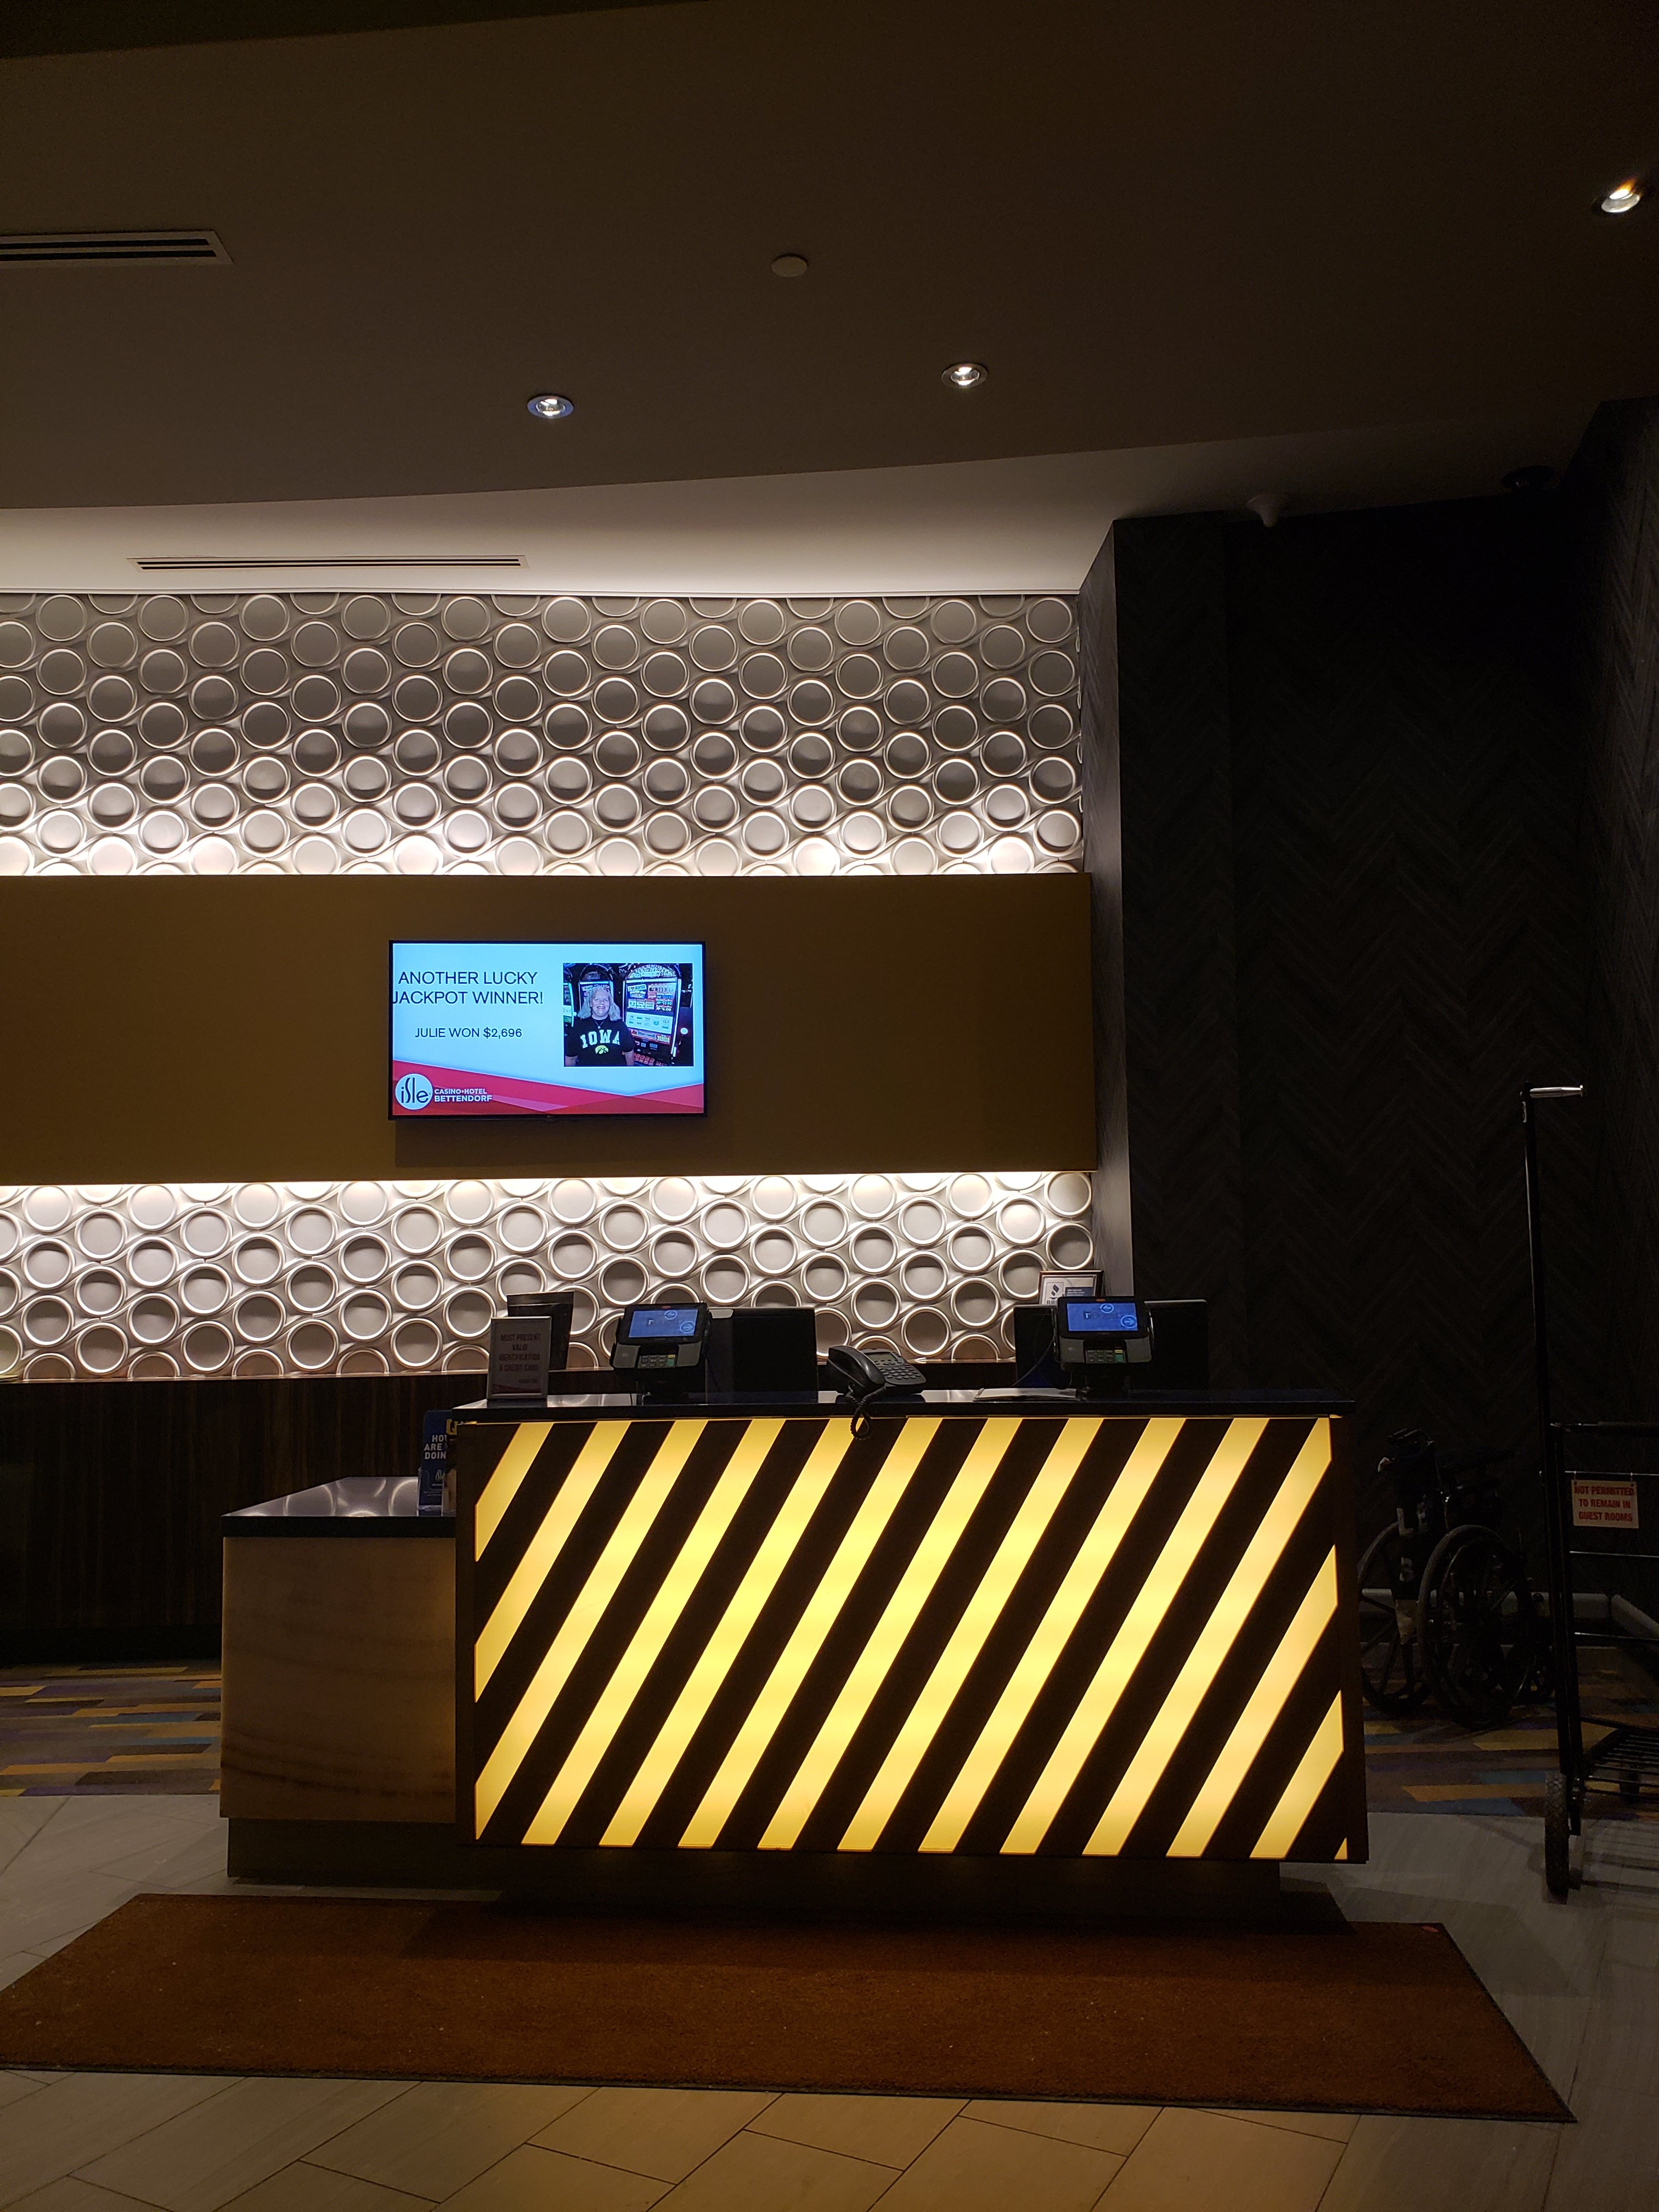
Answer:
[825,1345,926,1397]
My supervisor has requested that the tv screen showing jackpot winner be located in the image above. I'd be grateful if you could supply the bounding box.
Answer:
[390,940,704,1116]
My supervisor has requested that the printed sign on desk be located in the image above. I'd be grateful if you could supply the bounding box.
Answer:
[488,1315,552,1402]
[417,1408,455,1517]
[1571,1477,1639,1530]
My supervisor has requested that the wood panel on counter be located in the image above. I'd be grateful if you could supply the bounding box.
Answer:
[221,1536,454,1824]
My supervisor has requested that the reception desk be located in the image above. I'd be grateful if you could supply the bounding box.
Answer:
[223,1391,1364,1906]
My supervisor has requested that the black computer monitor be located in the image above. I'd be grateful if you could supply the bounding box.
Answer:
[1138,1300,1210,1390]
[707,1307,819,1395]
[505,1293,573,1375]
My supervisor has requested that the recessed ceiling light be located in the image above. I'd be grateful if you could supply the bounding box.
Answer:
[526,392,574,421]
[943,361,988,391]
[771,252,809,278]
[1601,177,1643,215]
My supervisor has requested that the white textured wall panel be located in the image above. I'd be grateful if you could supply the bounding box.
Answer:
[0,1173,1096,1382]
[0,590,1080,880]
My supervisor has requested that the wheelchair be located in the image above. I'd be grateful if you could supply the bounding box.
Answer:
[1357,1428,1543,1730]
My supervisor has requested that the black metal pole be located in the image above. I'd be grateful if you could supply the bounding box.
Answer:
[1522,1084,1584,1789]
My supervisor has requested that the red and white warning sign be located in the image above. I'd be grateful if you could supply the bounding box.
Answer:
[1571,1477,1640,1530]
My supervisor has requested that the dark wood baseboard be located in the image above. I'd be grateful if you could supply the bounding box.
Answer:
[0,1627,222,1667]
[225,1819,1302,1924]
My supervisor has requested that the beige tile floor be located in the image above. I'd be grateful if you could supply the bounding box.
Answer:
[0,1796,1654,2210]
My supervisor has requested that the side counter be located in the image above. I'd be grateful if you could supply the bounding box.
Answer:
[221,1475,456,1829]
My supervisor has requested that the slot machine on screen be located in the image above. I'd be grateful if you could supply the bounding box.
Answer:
[620,963,686,1063]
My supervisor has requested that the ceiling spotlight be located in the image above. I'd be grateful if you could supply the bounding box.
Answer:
[1601,177,1643,215]
[771,252,809,278]
[943,361,988,391]
[526,392,574,421]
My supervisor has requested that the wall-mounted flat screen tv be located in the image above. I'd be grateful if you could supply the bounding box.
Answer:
[390,940,704,1117]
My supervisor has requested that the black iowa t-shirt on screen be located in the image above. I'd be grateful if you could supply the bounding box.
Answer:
[566,1019,633,1066]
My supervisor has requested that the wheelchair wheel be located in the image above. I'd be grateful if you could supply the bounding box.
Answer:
[1421,1523,1536,1730]
[1357,1526,1432,1713]
[1545,1771,1572,1899]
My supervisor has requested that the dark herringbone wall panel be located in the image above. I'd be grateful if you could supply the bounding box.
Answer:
[1079,535,1133,1293]
[1566,398,1659,1419]
[1107,497,1595,1535]
[1226,502,1595,1523]
[1098,516,1248,1378]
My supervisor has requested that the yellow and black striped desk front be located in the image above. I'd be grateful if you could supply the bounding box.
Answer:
[455,1408,1365,1864]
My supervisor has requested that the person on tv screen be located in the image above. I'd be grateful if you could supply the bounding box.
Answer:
[566,970,648,1068]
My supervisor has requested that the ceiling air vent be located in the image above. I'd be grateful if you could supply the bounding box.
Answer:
[0,229,228,266]
[131,556,524,573]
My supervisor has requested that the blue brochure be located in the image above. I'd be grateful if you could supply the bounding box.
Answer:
[417,1408,455,1516]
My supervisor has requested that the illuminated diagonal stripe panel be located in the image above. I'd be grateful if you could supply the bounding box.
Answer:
[839,1417,1101,1852]
[1167,1550,1339,1858]
[917,1415,1181,1853]
[601,1419,858,1848]
[1084,1420,1331,1855]
[524,1419,787,1845]
[758,1417,1023,1849]
[474,1421,631,1694]
[474,1420,554,1558]
[1001,1418,1268,1853]
[456,1412,1363,1863]
[473,1418,706,1832]
[679,1417,940,1849]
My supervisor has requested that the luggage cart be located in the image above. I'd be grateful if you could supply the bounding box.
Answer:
[1540,1421,1659,1896]
[1522,1083,1659,1898]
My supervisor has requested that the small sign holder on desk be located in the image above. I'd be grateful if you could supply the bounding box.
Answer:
[487,1313,553,1409]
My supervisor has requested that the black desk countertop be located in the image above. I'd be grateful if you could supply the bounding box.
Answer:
[222,1389,1350,1538]
[445,1386,1352,1421]
[223,1474,452,1538]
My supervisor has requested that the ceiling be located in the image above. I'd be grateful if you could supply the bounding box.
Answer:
[0,410,1594,595]
[1,1,1655,584]
[0,1,683,60]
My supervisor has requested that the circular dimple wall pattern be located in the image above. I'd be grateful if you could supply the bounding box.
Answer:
[0,1173,1091,1380]
[0,594,1077,878]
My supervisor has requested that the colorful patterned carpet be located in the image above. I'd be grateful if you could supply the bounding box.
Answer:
[0,1667,221,1796]
[1364,1706,1563,1815]
[1359,1646,1658,1821]
[2,1657,1656,1817]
